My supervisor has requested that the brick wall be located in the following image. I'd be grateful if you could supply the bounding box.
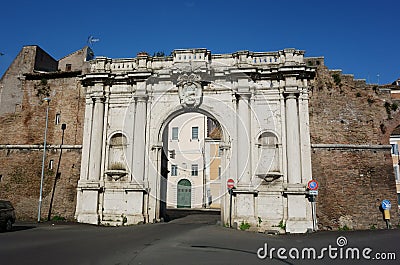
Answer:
[312,148,398,229]
[309,66,400,229]
[0,49,85,220]
[0,74,85,145]
[0,148,81,220]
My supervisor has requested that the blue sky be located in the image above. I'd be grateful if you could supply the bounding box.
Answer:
[1,0,399,84]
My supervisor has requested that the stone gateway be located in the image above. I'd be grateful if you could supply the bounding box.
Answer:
[75,48,315,233]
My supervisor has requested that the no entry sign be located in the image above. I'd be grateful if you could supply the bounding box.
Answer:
[227,178,235,189]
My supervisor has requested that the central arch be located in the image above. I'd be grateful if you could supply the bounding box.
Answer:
[155,108,229,222]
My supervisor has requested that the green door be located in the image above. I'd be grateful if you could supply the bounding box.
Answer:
[177,179,191,208]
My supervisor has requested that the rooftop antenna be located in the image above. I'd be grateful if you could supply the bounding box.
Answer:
[87,35,100,48]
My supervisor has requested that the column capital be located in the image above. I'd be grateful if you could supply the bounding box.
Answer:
[134,95,149,103]
[91,95,105,103]
[283,91,299,99]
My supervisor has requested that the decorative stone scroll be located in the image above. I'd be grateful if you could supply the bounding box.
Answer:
[177,73,202,108]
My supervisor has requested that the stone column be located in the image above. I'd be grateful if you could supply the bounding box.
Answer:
[285,93,301,184]
[132,96,147,182]
[76,89,105,225]
[89,95,105,181]
[237,93,251,186]
[284,91,313,233]
[234,93,256,227]
[80,97,94,180]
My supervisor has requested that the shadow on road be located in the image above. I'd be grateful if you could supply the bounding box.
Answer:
[165,208,221,224]
[2,224,36,233]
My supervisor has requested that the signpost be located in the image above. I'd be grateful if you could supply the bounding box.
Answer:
[381,200,391,229]
[307,179,319,231]
[227,179,235,228]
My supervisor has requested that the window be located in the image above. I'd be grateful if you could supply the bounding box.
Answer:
[398,193,400,206]
[192,126,199,140]
[191,164,198,176]
[395,165,400,182]
[171,165,178,176]
[172,127,178,140]
[49,159,54,170]
[391,144,399,155]
[65,64,72,71]
[55,113,61,125]
[218,146,223,157]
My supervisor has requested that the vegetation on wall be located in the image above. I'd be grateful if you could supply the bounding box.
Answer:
[332,73,341,86]
[35,78,51,99]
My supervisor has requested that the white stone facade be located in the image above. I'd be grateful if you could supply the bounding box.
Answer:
[75,48,315,233]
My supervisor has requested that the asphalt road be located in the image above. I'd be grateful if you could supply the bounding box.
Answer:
[0,214,399,265]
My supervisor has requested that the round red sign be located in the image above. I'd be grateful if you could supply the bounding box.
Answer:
[227,178,235,189]
[307,180,319,190]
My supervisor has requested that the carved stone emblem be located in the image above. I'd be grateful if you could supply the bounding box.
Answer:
[177,73,202,108]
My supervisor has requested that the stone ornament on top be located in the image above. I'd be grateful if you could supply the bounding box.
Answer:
[177,73,203,108]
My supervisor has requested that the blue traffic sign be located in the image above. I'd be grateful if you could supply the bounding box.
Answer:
[307,180,319,190]
[381,200,391,210]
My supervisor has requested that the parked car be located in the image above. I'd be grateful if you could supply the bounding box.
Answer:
[0,200,16,231]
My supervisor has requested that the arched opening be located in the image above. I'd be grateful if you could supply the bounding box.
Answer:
[177,179,192,208]
[159,111,224,221]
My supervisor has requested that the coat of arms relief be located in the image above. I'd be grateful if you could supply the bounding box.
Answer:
[177,73,203,108]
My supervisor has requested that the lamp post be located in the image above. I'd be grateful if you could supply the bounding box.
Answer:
[38,97,51,222]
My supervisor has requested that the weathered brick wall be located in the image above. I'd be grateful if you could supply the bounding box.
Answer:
[312,149,398,229]
[0,75,85,145]
[0,148,81,220]
[0,55,85,220]
[309,66,400,229]
[0,46,36,115]
[58,46,93,72]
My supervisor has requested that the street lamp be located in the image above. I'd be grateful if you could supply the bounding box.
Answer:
[38,97,51,222]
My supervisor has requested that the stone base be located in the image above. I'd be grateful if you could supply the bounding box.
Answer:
[285,190,313,233]
[285,219,313,233]
[233,191,257,229]
[101,213,144,226]
[76,213,99,225]
[75,184,101,225]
